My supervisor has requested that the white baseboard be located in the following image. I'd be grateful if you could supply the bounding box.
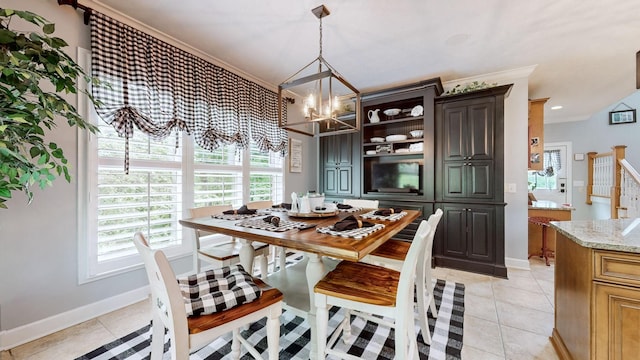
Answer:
[505,257,531,271]
[0,286,149,351]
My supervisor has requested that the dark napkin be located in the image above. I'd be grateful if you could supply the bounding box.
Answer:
[333,215,374,231]
[263,215,280,227]
[373,208,403,216]
[223,205,257,215]
[273,203,292,210]
[336,204,353,210]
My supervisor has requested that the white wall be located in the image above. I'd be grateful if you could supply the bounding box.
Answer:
[545,91,640,220]
[0,0,316,349]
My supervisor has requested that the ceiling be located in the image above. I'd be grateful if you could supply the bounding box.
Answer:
[94,0,640,124]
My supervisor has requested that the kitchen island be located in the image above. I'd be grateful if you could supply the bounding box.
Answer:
[550,218,640,360]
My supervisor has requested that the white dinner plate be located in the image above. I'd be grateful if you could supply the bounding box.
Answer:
[370,137,385,143]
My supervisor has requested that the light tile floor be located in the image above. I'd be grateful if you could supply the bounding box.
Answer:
[1,258,558,360]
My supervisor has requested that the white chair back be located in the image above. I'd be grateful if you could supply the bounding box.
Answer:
[397,221,433,316]
[247,200,273,209]
[343,199,379,209]
[133,232,190,357]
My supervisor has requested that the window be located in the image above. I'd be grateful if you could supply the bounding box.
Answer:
[77,50,284,282]
[528,149,561,191]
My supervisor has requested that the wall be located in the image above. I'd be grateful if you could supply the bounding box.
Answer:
[545,91,640,220]
[0,0,316,349]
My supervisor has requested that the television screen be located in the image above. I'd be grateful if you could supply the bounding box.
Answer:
[371,162,422,192]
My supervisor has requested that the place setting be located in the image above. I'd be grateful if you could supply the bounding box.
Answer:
[360,207,408,221]
[210,204,262,220]
[316,215,385,239]
[235,215,315,232]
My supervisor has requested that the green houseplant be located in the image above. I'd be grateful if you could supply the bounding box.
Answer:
[0,8,99,209]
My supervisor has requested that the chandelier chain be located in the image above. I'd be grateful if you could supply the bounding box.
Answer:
[319,16,323,58]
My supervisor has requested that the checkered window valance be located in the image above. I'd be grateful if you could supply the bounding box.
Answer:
[90,12,288,172]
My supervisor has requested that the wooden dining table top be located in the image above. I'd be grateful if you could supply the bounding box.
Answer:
[179,209,421,261]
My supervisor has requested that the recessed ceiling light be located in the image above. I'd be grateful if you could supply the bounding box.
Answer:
[551,105,563,110]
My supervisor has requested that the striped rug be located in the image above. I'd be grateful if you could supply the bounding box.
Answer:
[76,279,464,359]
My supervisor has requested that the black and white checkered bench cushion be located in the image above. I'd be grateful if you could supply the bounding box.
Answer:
[177,265,262,316]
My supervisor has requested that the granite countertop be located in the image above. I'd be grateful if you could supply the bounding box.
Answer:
[551,218,640,253]
[529,200,575,211]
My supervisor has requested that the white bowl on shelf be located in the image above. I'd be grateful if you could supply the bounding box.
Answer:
[370,137,385,143]
[385,134,407,142]
[383,108,401,116]
[366,150,377,155]
[409,130,424,138]
[395,148,410,153]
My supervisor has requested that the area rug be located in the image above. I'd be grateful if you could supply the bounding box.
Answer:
[76,279,464,360]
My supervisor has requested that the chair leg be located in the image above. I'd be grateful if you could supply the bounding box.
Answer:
[150,315,165,360]
[315,294,329,359]
[231,328,241,359]
[395,311,409,359]
[342,309,352,342]
[416,284,432,345]
[266,306,281,360]
[278,246,287,272]
[258,254,268,279]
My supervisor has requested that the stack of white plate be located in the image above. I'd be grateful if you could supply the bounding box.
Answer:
[409,142,424,152]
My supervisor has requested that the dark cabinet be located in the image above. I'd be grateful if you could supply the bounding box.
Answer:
[434,85,511,278]
[441,204,495,262]
[320,133,359,197]
[440,97,497,200]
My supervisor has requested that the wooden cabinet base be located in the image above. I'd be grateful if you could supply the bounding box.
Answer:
[550,328,573,360]
[434,255,507,278]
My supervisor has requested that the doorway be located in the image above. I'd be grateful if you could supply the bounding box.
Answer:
[528,142,572,205]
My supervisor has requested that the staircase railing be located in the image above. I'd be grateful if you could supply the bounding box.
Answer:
[619,159,640,219]
[587,145,640,219]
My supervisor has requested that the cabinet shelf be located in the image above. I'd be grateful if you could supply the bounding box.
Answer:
[364,151,423,158]
[363,115,423,127]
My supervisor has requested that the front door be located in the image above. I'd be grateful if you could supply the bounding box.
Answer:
[530,142,572,205]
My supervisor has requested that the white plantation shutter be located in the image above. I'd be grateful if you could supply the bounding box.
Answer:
[95,122,183,264]
[249,144,284,203]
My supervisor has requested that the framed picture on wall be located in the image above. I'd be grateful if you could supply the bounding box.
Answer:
[609,109,636,125]
[289,138,302,173]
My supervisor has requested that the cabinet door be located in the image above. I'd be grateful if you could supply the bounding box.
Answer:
[442,160,494,199]
[336,167,352,195]
[467,100,494,160]
[321,136,335,166]
[442,205,468,258]
[466,160,494,199]
[594,283,640,360]
[442,105,466,161]
[466,205,496,262]
[321,134,352,166]
[335,134,352,166]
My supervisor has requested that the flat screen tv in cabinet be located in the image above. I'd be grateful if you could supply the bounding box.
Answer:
[434,84,512,278]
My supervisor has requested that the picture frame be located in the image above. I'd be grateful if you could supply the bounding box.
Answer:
[289,138,302,173]
[608,109,636,125]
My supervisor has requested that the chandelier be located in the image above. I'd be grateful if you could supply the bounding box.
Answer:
[278,4,361,137]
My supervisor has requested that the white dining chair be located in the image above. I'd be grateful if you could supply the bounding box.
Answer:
[133,232,283,360]
[314,220,435,359]
[189,205,270,277]
[247,200,295,273]
[361,208,443,344]
[342,198,379,209]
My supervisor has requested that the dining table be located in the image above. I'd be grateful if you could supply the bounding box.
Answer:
[179,207,421,359]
